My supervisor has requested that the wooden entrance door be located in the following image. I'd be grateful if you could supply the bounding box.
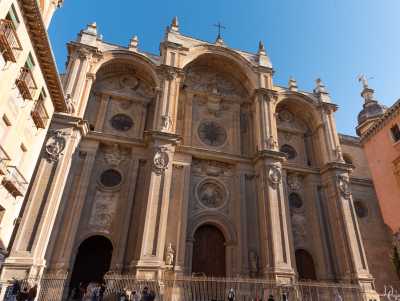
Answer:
[295,249,317,280]
[192,225,226,277]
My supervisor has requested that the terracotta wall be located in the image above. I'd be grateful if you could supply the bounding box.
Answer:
[363,117,400,233]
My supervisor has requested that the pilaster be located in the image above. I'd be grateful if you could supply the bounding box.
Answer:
[254,150,295,282]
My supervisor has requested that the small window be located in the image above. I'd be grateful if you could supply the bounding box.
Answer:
[280,144,297,160]
[100,169,122,187]
[6,4,20,29]
[25,53,35,70]
[391,124,400,142]
[289,193,303,209]
[110,114,133,131]
[354,200,368,218]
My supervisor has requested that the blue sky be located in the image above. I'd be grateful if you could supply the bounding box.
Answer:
[49,0,400,136]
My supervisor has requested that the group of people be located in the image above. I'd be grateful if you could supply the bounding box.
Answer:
[4,278,37,301]
[70,282,106,301]
[118,286,156,301]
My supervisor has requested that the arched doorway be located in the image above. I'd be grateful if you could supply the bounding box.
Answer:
[192,225,226,277]
[69,236,113,291]
[295,249,317,280]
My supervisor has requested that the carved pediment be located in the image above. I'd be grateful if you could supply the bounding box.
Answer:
[94,74,155,101]
[184,67,246,99]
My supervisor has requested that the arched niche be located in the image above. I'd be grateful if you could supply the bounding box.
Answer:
[295,249,317,280]
[275,96,323,167]
[84,58,158,138]
[178,53,255,156]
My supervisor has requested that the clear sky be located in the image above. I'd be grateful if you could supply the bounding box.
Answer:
[49,0,400,136]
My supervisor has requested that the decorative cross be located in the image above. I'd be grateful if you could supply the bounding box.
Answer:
[213,22,226,40]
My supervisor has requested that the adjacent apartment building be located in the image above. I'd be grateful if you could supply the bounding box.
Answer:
[357,78,400,277]
[0,0,66,260]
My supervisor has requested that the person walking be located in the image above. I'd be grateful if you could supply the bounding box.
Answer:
[227,288,235,301]
[27,285,37,301]
[267,295,275,301]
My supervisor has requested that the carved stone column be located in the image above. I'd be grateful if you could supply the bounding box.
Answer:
[320,164,379,300]
[253,89,279,151]
[130,132,180,278]
[94,93,110,131]
[255,151,295,282]
[155,66,184,133]
[50,140,99,270]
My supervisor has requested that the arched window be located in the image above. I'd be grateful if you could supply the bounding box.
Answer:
[280,144,297,160]
[295,249,317,280]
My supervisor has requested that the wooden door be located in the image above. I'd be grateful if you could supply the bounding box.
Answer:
[192,225,226,277]
[295,249,317,280]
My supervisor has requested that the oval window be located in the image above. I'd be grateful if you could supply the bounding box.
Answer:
[289,193,303,209]
[100,169,122,187]
[280,144,297,160]
[110,114,133,131]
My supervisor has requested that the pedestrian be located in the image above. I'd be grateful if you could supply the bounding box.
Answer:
[10,278,20,301]
[99,282,106,301]
[140,287,149,301]
[132,290,140,301]
[268,295,275,301]
[148,290,156,301]
[227,288,235,301]
[16,287,28,301]
[27,285,37,301]
[334,290,343,301]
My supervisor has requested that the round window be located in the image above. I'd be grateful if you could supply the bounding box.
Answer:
[110,114,133,131]
[289,193,303,209]
[280,144,297,160]
[198,121,227,147]
[100,169,122,187]
[354,200,368,218]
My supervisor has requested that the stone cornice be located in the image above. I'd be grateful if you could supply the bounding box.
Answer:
[144,130,182,145]
[361,98,400,143]
[17,0,67,112]
[52,113,89,136]
[339,134,361,147]
[320,161,352,175]
[253,149,287,163]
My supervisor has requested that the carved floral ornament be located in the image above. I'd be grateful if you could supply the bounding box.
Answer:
[196,179,227,209]
[267,164,282,188]
[153,147,169,174]
[337,174,351,199]
[45,130,67,162]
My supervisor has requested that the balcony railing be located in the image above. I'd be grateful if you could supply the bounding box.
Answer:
[31,99,49,129]
[16,67,37,100]
[0,145,10,176]
[0,19,22,63]
[2,166,27,197]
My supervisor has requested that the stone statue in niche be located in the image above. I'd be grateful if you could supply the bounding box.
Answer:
[165,243,175,268]
[291,213,307,246]
[266,136,278,150]
[248,250,259,277]
[161,115,173,131]
[45,130,66,162]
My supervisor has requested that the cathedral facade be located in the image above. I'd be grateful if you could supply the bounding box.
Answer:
[1,18,398,299]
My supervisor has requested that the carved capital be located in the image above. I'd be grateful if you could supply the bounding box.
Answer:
[253,88,278,103]
[159,65,185,81]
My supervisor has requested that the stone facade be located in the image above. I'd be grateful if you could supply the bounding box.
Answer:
[0,17,397,300]
[0,0,65,263]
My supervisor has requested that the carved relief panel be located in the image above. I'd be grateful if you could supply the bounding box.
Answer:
[189,159,234,216]
[183,67,249,155]
[277,109,311,166]
[89,72,156,139]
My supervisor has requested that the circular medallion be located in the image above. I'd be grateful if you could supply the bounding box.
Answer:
[268,165,282,187]
[280,144,297,160]
[197,180,226,209]
[100,169,122,187]
[46,131,66,162]
[110,114,134,131]
[198,121,227,147]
